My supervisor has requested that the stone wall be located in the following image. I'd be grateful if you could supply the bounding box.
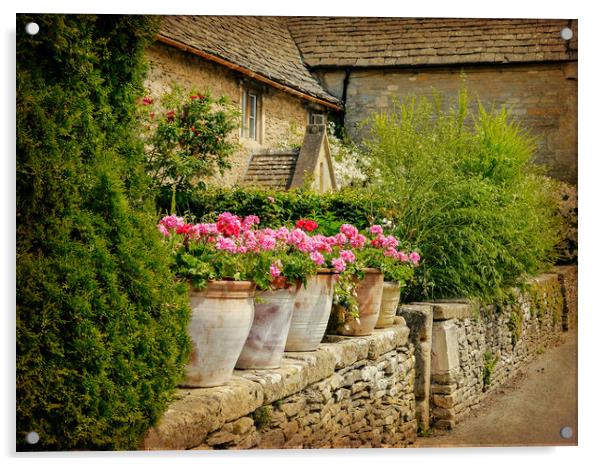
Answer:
[142,318,417,450]
[144,42,318,185]
[316,62,578,184]
[554,265,578,331]
[416,273,567,430]
[142,267,576,448]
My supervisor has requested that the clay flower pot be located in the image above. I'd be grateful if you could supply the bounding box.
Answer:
[285,269,336,352]
[236,283,299,369]
[375,281,402,328]
[332,268,384,336]
[182,280,255,388]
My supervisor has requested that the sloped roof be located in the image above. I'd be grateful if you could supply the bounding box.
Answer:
[286,17,578,67]
[243,150,299,189]
[157,16,340,105]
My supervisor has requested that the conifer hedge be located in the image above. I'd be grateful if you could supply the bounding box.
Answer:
[16,14,190,450]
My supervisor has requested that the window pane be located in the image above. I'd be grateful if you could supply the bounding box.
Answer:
[241,90,247,137]
[249,94,257,140]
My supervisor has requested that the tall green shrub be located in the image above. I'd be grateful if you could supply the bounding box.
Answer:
[16,14,190,450]
[365,89,560,301]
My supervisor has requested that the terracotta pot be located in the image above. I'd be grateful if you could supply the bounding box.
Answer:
[375,281,402,328]
[182,280,255,388]
[333,268,384,336]
[285,269,335,352]
[236,284,299,369]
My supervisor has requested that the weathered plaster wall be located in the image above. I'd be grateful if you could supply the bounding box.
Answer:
[143,319,417,450]
[316,62,578,184]
[145,42,315,185]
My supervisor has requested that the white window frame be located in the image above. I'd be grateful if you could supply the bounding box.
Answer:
[241,88,261,141]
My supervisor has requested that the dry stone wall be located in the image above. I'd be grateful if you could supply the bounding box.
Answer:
[142,318,417,450]
[423,273,567,429]
[142,267,576,448]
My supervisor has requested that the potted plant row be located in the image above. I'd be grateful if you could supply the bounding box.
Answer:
[157,212,420,388]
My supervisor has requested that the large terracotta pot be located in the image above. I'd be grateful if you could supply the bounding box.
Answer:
[285,269,335,352]
[236,284,299,369]
[332,268,384,336]
[375,281,402,328]
[182,280,255,388]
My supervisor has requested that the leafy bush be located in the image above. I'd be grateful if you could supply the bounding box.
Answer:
[158,185,392,236]
[138,86,239,205]
[364,88,561,301]
[17,14,190,450]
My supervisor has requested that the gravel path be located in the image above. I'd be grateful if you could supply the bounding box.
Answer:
[414,330,578,448]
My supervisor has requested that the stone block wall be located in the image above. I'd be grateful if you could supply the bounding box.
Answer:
[317,62,577,184]
[554,265,578,330]
[425,273,567,429]
[144,42,317,185]
[142,267,576,447]
[142,319,417,450]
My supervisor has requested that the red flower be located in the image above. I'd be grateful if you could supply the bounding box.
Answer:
[190,95,199,100]
[166,110,176,121]
[176,224,193,235]
[142,97,153,106]
[295,218,318,232]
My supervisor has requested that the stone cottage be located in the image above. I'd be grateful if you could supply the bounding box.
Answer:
[146,16,578,186]
[145,16,341,190]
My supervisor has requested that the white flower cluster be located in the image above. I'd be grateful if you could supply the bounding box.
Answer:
[327,122,371,188]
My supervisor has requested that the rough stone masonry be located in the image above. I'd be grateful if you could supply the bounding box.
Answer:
[402,270,574,430]
[141,266,576,448]
[143,317,417,449]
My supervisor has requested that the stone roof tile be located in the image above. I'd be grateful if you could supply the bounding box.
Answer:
[286,17,577,67]
[158,16,340,104]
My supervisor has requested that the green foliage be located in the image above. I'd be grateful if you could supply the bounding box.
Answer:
[364,87,561,302]
[160,185,389,233]
[16,14,190,450]
[482,351,498,389]
[139,85,239,204]
[252,406,272,429]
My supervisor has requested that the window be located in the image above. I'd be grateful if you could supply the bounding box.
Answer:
[241,89,261,140]
[309,112,326,125]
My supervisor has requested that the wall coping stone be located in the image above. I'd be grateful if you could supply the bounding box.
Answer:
[142,319,410,450]
[415,302,473,321]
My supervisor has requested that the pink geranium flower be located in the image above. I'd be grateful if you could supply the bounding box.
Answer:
[409,252,421,265]
[340,249,356,263]
[216,236,238,253]
[340,224,359,239]
[310,251,325,265]
[331,257,346,273]
[157,224,170,237]
[217,212,242,237]
[369,225,383,235]
[349,234,366,249]
[160,214,185,230]
[270,263,282,278]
